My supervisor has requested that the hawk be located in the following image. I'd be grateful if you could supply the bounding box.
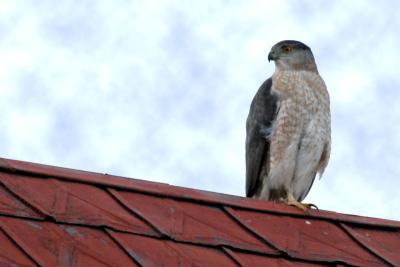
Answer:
[245,40,331,210]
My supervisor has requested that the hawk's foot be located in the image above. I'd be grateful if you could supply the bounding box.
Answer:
[287,193,319,212]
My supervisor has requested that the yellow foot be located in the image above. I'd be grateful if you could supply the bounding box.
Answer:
[287,193,319,212]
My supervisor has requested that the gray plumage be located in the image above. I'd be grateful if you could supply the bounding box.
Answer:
[245,40,331,205]
[245,78,278,197]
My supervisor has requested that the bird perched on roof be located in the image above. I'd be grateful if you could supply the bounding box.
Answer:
[245,40,330,210]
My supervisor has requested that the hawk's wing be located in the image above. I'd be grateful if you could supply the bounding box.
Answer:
[246,78,278,197]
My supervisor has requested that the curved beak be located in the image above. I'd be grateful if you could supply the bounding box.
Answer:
[268,50,276,62]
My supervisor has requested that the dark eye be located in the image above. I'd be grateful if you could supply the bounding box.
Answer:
[281,46,292,53]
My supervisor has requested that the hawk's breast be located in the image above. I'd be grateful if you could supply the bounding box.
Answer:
[268,70,331,200]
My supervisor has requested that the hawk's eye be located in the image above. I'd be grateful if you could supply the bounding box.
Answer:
[281,46,292,53]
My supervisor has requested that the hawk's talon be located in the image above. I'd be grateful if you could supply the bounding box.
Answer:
[287,193,319,212]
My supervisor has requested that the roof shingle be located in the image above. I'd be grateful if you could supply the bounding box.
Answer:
[0,157,398,266]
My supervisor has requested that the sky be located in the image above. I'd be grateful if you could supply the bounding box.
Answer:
[1,1,400,220]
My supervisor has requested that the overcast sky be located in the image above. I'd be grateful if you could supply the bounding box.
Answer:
[1,1,399,220]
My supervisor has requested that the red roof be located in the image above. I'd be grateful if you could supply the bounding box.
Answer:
[0,157,399,267]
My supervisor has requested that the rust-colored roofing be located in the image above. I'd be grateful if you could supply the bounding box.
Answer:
[0,157,399,267]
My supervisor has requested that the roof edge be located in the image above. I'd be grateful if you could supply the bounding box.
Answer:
[1,157,399,229]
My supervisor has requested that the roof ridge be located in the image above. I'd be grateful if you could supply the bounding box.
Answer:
[340,223,397,267]
[1,157,399,229]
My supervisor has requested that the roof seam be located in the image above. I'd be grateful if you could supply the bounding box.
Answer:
[106,228,250,266]
[1,215,143,266]
[108,224,286,259]
[108,228,276,267]
[222,206,285,255]
[0,212,288,258]
[0,226,40,266]
[1,163,399,229]
[223,245,354,267]
[111,191,400,229]
[0,164,169,191]
[0,213,46,223]
[226,204,400,230]
[0,212,159,241]
[99,192,294,256]
[0,219,44,266]
[221,247,243,267]
[161,236,218,264]
[104,228,143,267]
[0,178,50,219]
[223,206,349,266]
[106,188,168,238]
[339,223,395,267]
[57,227,128,266]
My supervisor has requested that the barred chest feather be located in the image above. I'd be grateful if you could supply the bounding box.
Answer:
[262,70,331,201]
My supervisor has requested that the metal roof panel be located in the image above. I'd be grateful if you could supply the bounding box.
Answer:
[0,216,137,267]
[0,182,44,219]
[342,223,400,266]
[0,227,37,266]
[226,207,386,266]
[225,248,326,267]
[1,157,399,228]
[111,188,278,254]
[1,173,158,236]
[109,229,237,267]
[0,157,399,266]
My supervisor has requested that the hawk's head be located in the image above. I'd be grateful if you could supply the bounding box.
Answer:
[268,40,317,72]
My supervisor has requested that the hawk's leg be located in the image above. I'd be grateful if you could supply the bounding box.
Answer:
[287,193,318,211]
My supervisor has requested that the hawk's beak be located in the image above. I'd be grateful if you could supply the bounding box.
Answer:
[268,50,276,62]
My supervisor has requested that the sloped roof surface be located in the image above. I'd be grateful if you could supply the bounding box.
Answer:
[0,157,399,267]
